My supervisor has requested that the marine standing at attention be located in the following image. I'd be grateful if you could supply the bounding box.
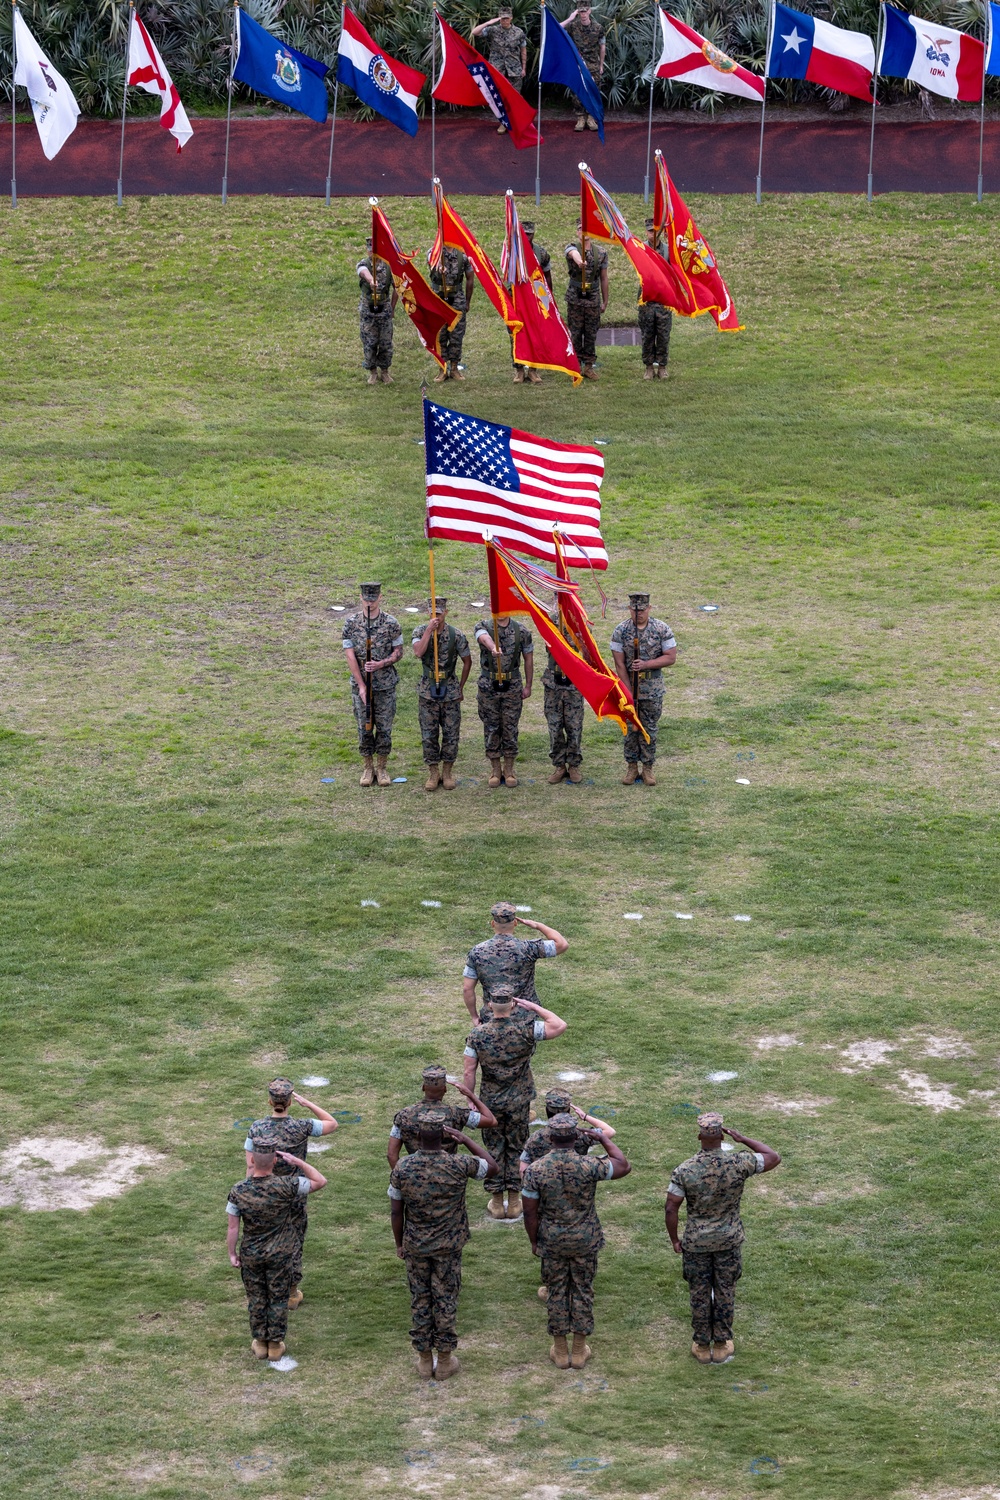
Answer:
[342,580,404,787]
[473,610,533,787]
[389,1109,498,1380]
[412,596,472,792]
[561,5,606,131]
[665,1112,781,1365]
[610,590,676,786]
[512,221,552,384]
[227,1138,327,1362]
[542,608,586,784]
[429,245,475,382]
[565,221,608,381]
[387,1064,497,1168]
[356,236,397,385]
[471,6,528,130]
[243,1077,338,1311]
[522,1113,630,1369]
[464,987,567,1221]
[639,218,672,380]
[462,899,569,1021]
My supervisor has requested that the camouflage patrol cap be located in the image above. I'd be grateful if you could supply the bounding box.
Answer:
[422,1064,448,1083]
[547,1112,579,1141]
[697,1111,724,1132]
[628,591,651,606]
[490,983,516,1003]
[644,218,655,230]
[366,236,373,246]
[545,1087,573,1111]
[522,220,536,234]
[249,1136,277,1156]
[268,1077,294,1100]
[416,1106,449,1131]
[498,5,513,14]
[359,581,382,601]
[491,900,518,923]
[428,596,448,611]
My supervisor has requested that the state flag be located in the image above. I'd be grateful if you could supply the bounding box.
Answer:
[128,11,193,152]
[433,14,540,149]
[337,7,425,137]
[656,10,764,102]
[233,7,330,123]
[878,4,984,102]
[539,9,604,141]
[13,9,80,161]
[766,2,876,102]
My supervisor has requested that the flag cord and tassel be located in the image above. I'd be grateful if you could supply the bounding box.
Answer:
[643,0,658,203]
[325,75,339,205]
[222,1,237,204]
[428,548,441,683]
[977,3,989,204]
[10,0,17,210]
[116,1,134,207]
[866,1,883,202]
[756,0,773,204]
[535,0,544,206]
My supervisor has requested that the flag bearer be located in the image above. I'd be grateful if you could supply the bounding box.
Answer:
[412,597,472,791]
[428,245,475,381]
[565,222,608,380]
[561,6,606,131]
[473,611,533,787]
[543,610,585,783]
[357,236,397,385]
[513,221,552,384]
[471,7,528,130]
[639,218,673,380]
[342,581,404,786]
[610,591,676,786]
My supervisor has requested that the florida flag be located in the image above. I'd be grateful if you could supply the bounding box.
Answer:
[656,11,764,101]
[767,2,875,102]
[128,12,193,151]
[337,7,425,136]
[879,4,984,101]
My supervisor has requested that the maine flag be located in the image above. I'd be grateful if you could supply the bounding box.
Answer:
[539,8,604,141]
[233,6,330,122]
[337,6,426,136]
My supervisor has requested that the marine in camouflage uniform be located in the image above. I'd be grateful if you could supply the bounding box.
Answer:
[513,223,553,383]
[357,238,397,385]
[562,7,606,131]
[342,581,404,786]
[412,597,472,791]
[473,614,533,786]
[389,1107,496,1378]
[428,246,474,378]
[227,1138,326,1357]
[666,1111,780,1364]
[565,232,609,378]
[610,591,677,783]
[472,8,528,125]
[638,219,673,379]
[463,989,566,1219]
[521,1113,629,1369]
[542,611,585,783]
[462,899,566,1022]
[387,1063,494,1166]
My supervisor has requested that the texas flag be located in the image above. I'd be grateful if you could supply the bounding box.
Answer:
[767,2,876,102]
[337,6,425,136]
[879,4,984,102]
[656,11,764,102]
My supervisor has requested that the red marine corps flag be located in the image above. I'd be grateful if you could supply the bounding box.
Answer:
[370,200,460,370]
[500,193,580,384]
[579,162,687,312]
[653,149,743,331]
[431,178,514,326]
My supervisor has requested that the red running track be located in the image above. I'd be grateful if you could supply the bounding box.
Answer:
[2,116,998,197]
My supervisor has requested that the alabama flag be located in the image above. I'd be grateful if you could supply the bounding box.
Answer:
[128,12,193,151]
[767,2,875,102]
[656,11,764,101]
[879,4,984,101]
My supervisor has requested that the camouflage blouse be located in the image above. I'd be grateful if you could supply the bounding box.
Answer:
[609,616,676,700]
[464,1014,547,1109]
[428,247,472,310]
[520,1123,591,1168]
[388,1148,488,1255]
[356,255,395,317]
[342,607,404,692]
[521,1148,615,1255]
[391,1100,478,1155]
[227,1174,310,1258]
[463,931,557,1012]
[667,1147,765,1251]
[243,1116,321,1172]
[481,21,527,78]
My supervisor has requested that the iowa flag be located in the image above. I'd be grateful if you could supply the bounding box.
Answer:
[501,193,580,384]
[371,201,459,370]
[653,151,742,331]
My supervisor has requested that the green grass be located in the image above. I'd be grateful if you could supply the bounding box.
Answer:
[0,190,998,1500]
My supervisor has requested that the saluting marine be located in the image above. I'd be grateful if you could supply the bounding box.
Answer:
[474,610,533,787]
[639,218,672,380]
[610,590,676,786]
[513,221,552,385]
[387,1064,497,1167]
[565,220,608,381]
[412,596,472,792]
[357,235,397,385]
[462,900,568,1022]
[429,245,475,382]
[342,580,404,787]
[471,6,528,131]
[561,6,606,131]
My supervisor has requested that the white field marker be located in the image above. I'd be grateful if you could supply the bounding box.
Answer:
[707,1070,738,1083]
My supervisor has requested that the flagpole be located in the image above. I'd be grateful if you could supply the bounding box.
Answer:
[222,0,237,204]
[535,1,544,207]
[756,0,773,204]
[325,81,339,206]
[867,2,883,202]
[977,0,990,203]
[117,2,133,206]
[643,0,658,203]
[10,0,17,210]
[431,4,437,187]
[428,547,441,684]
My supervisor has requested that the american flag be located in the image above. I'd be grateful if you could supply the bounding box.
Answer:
[423,401,607,569]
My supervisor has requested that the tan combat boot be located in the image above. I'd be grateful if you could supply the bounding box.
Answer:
[574,114,587,132]
[433,363,450,383]
[251,1339,269,1359]
[691,1340,712,1365]
[360,755,375,787]
[487,1192,506,1219]
[527,369,542,384]
[381,369,394,384]
[570,1334,592,1369]
[287,1286,303,1310]
[567,765,582,784]
[375,755,391,787]
[643,365,654,380]
[435,1351,461,1379]
[441,762,457,790]
[416,1350,434,1380]
[502,756,518,787]
[424,763,441,791]
[582,364,598,381]
[549,1335,570,1368]
[451,365,466,381]
[505,1190,522,1219]
[657,364,668,379]
[267,1340,285,1361]
[640,762,657,786]
[365,370,377,385]
[622,763,639,785]
[513,369,525,383]
[712,1339,735,1364]
[548,765,567,784]
[488,758,502,788]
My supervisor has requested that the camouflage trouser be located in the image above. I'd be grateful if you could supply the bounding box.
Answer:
[638,303,672,367]
[418,695,462,763]
[241,1251,294,1343]
[682,1246,743,1345]
[360,311,394,370]
[440,309,467,365]
[352,686,396,756]
[477,685,523,759]
[404,1250,463,1352]
[566,293,602,364]
[482,1098,532,1193]
[289,1195,307,1287]
[544,683,584,767]
[624,694,663,765]
[542,1248,600,1336]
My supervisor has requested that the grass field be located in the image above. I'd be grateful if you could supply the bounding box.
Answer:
[0,188,998,1500]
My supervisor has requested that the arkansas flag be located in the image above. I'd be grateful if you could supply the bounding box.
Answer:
[128,12,193,151]
[433,14,539,148]
[371,201,459,370]
[656,11,764,101]
[12,9,80,160]
[579,163,688,313]
[337,6,425,136]
[654,151,742,331]
[879,4,984,101]
[766,2,875,102]
[501,193,580,384]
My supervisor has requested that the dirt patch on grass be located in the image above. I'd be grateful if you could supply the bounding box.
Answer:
[755,1034,802,1051]
[891,1071,963,1113]
[910,1033,975,1059]
[0,1135,166,1210]
[839,1040,898,1072]
[759,1094,834,1116]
